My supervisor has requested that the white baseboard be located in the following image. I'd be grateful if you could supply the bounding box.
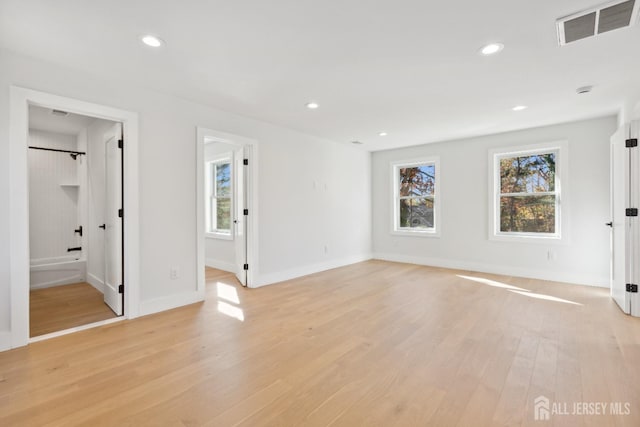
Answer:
[87,273,105,293]
[29,274,85,290]
[0,331,11,352]
[254,253,373,288]
[139,291,205,317]
[373,253,609,288]
[205,258,236,274]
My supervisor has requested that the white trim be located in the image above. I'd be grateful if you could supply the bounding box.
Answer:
[196,127,259,291]
[139,291,204,317]
[373,253,609,288]
[9,86,140,350]
[390,156,441,237]
[488,140,569,244]
[205,258,237,273]
[206,231,233,241]
[29,317,125,343]
[87,273,105,293]
[255,253,373,288]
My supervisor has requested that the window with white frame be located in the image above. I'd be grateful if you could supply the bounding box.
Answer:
[490,143,565,239]
[206,157,232,237]
[392,157,440,235]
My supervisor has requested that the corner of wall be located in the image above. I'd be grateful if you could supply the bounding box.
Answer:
[0,331,12,352]
[254,253,373,288]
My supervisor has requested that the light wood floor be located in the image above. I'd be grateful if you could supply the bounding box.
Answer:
[30,282,118,337]
[2,261,639,426]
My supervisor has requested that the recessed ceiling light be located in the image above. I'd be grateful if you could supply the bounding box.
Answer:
[378,132,388,137]
[480,43,504,55]
[351,140,363,145]
[141,35,164,48]
[306,102,319,109]
[576,85,593,94]
[512,105,528,111]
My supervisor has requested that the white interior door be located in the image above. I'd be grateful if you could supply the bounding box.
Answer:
[610,125,630,313]
[610,121,640,316]
[104,124,123,315]
[630,120,640,317]
[234,145,248,286]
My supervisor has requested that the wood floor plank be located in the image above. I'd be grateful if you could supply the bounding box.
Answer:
[0,261,639,426]
[30,282,118,337]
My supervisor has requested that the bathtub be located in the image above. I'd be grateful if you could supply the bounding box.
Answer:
[30,256,87,289]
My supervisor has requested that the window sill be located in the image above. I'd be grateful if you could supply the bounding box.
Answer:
[489,233,567,245]
[206,231,233,241]
[391,229,440,238]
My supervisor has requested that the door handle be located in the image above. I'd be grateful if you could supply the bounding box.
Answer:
[606,222,613,227]
[99,224,106,229]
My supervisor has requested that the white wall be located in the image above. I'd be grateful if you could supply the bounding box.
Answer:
[27,130,81,262]
[0,48,372,344]
[372,116,617,287]
[204,141,236,272]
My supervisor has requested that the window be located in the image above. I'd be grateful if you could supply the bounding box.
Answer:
[490,142,567,240]
[206,158,232,238]
[392,157,440,236]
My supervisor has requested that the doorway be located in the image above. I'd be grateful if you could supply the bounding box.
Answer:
[9,87,140,348]
[27,106,123,336]
[196,127,258,298]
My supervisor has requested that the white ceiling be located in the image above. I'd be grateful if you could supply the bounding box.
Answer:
[28,105,97,135]
[2,0,639,151]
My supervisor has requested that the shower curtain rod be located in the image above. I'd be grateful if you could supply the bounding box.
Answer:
[28,146,86,156]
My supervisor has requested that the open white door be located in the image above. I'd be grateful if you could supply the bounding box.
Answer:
[234,145,248,287]
[104,124,123,315]
[610,121,640,316]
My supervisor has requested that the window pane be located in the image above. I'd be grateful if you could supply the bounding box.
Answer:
[216,163,231,197]
[399,165,435,197]
[500,195,555,233]
[216,198,231,231]
[500,153,555,194]
[399,198,434,229]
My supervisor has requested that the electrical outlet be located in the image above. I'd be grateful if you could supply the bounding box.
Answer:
[324,245,329,254]
[170,267,180,280]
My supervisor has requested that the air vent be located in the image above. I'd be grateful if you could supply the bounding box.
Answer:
[557,0,639,45]
[50,109,69,117]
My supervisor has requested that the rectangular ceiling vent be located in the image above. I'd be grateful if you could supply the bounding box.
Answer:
[50,109,69,117]
[557,0,639,45]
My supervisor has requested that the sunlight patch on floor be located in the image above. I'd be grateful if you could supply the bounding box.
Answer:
[457,274,582,305]
[217,282,240,304]
[508,290,582,305]
[217,301,245,321]
[457,274,529,291]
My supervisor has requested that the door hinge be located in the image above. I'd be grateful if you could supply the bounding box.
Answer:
[118,208,124,218]
[243,264,249,271]
[626,138,638,148]
[243,209,249,215]
[243,158,248,166]
[118,284,124,294]
[118,139,123,149]
[626,284,638,293]
[626,208,638,217]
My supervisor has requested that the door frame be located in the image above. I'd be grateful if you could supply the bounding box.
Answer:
[196,127,258,291]
[9,86,140,348]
